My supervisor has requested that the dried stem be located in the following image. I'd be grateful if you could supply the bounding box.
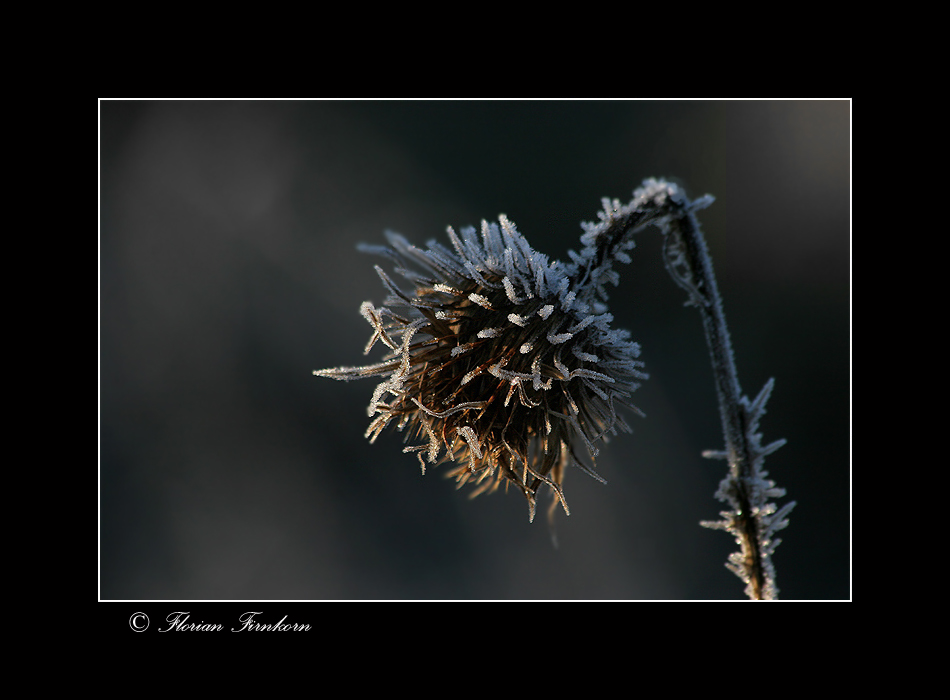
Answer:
[582,179,794,600]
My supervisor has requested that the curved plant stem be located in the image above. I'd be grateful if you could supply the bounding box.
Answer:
[664,198,776,600]
[580,179,794,600]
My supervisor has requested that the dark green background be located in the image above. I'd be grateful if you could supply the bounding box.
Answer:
[100,100,850,600]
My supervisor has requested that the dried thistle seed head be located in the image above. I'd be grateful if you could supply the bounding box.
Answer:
[313,214,647,522]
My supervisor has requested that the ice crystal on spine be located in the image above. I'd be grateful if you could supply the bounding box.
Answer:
[314,214,647,522]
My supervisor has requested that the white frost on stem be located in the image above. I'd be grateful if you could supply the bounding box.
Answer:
[580,178,795,600]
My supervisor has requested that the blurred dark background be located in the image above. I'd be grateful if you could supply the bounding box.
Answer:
[100,100,850,600]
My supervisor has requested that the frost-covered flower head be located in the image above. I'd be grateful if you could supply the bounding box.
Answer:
[314,202,650,521]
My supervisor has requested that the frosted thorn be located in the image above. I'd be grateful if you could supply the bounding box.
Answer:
[759,438,787,458]
[468,292,493,309]
[503,276,523,304]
